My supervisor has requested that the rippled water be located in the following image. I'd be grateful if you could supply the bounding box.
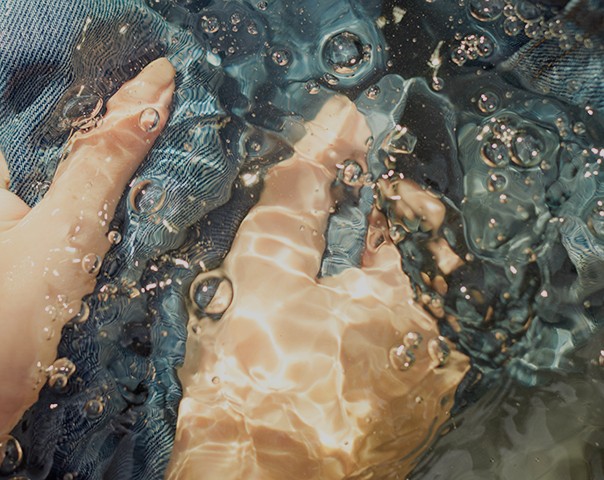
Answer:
[1,0,603,478]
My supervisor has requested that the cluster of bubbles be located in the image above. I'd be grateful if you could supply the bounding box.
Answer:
[451,33,495,66]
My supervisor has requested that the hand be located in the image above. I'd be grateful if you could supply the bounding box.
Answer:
[167,96,470,479]
[0,58,175,435]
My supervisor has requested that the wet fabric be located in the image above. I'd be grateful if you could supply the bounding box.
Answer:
[0,0,603,478]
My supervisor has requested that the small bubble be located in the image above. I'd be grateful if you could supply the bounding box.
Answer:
[525,22,543,39]
[365,84,380,99]
[503,16,523,36]
[403,331,423,348]
[469,0,504,21]
[511,129,544,167]
[138,108,160,132]
[71,301,90,324]
[481,138,510,167]
[48,357,76,391]
[304,80,320,94]
[428,336,450,367]
[191,272,234,317]
[247,21,258,35]
[200,15,219,33]
[0,435,23,474]
[598,350,604,367]
[230,12,241,24]
[477,90,500,113]
[129,180,166,214]
[338,160,364,186]
[256,0,268,10]
[211,376,221,384]
[81,253,101,275]
[432,77,445,91]
[389,344,415,371]
[84,398,104,419]
[451,47,468,66]
[572,122,586,135]
[588,199,604,238]
[62,90,103,130]
[515,0,541,22]
[476,35,494,57]
[323,73,340,86]
[323,31,366,75]
[271,49,290,66]
[487,173,507,192]
[107,230,122,245]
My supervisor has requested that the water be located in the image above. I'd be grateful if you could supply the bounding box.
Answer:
[0,0,603,478]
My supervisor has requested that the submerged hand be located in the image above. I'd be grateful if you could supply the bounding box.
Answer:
[0,58,175,435]
[168,96,470,479]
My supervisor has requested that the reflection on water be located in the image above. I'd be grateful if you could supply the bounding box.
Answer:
[0,0,603,478]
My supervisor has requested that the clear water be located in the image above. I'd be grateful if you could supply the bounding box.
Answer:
[1,0,603,478]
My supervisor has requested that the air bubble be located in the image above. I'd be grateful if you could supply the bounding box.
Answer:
[271,49,290,66]
[191,272,234,317]
[365,85,380,99]
[487,173,507,192]
[477,91,500,113]
[503,16,523,36]
[305,80,320,94]
[588,199,604,238]
[0,435,23,474]
[138,108,160,132]
[389,344,416,371]
[247,22,258,35]
[107,230,122,245]
[200,15,219,33]
[323,31,366,75]
[515,1,541,22]
[129,180,166,214]
[338,160,364,186]
[323,73,340,86]
[62,89,103,130]
[481,138,510,167]
[230,12,242,24]
[469,0,504,21]
[428,336,450,367]
[84,398,104,419]
[403,331,423,348]
[47,357,76,391]
[511,129,544,167]
[81,253,101,275]
[71,301,90,324]
[256,0,268,10]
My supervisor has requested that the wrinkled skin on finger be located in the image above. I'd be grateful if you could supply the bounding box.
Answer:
[167,96,469,480]
[0,58,175,435]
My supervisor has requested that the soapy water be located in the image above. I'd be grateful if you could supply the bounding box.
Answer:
[0,0,602,478]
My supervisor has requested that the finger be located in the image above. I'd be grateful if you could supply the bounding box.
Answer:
[0,150,30,223]
[16,58,175,293]
[226,96,371,281]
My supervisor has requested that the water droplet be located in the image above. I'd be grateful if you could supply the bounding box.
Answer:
[71,301,90,324]
[323,73,340,86]
[503,16,523,36]
[487,173,507,192]
[428,336,450,367]
[129,180,166,214]
[338,160,364,186]
[305,80,320,94]
[257,0,268,10]
[0,435,23,474]
[84,398,104,419]
[138,108,160,132]
[230,12,242,24]
[431,77,445,91]
[323,31,366,75]
[515,1,541,22]
[451,47,468,66]
[476,35,494,57]
[481,138,510,167]
[191,272,234,317]
[200,15,219,33]
[247,21,258,35]
[403,331,423,348]
[389,344,415,371]
[469,0,504,21]
[588,199,604,238]
[107,230,122,245]
[365,84,380,99]
[477,91,500,113]
[48,357,76,391]
[511,129,544,167]
[211,376,221,384]
[271,49,290,66]
[81,253,101,275]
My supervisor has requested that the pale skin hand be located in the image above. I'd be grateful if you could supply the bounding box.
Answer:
[167,96,470,479]
[0,58,175,436]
